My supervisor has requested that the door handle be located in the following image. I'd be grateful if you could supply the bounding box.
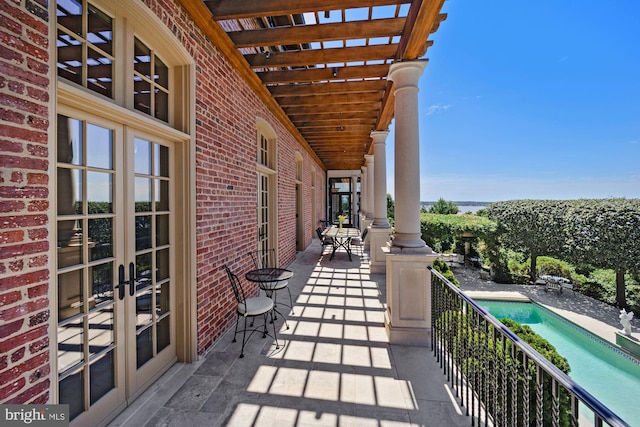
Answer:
[118,264,126,300]
[117,263,137,299]
[129,262,135,296]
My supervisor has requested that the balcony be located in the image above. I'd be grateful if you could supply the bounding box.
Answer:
[108,243,469,426]
[109,241,630,427]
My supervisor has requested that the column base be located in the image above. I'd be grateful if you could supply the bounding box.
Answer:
[384,310,431,346]
[384,249,438,346]
[369,227,392,274]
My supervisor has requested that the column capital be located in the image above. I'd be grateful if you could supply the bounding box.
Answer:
[388,60,428,88]
[364,154,374,163]
[370,130,389,143]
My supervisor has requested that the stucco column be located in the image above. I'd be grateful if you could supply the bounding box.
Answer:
[365,154,374,221]
[369,130,392,273]
[383,60,436,346]
[388,61,430,250]
[371,131,390,228]
[351,174,359,228]
[359,167,366,231]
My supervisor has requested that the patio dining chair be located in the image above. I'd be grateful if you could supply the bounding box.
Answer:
[349,227,368,255]
[223,265,279,358]
[316,227,334,248]
[248,248,294,320]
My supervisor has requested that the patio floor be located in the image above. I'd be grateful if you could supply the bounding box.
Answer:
[108,241,470,427]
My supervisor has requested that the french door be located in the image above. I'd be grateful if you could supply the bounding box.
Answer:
[56,110,176,426]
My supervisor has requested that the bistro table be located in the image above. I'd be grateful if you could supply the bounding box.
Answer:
[245,267,294,325]
[322,227,361,261]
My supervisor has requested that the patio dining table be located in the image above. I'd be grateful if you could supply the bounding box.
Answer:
[322,227,361,261]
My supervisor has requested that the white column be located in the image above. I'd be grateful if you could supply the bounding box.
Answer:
[388,61,429,250]
[351,174,359,228]
[371,131,390,228]
[383,60,436,346]
[365,154,374,220]
[359,166,367,231]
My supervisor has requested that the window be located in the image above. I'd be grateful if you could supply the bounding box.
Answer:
[133,38,169,122]
[57,0,114,97]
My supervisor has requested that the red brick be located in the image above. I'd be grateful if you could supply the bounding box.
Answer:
[0,377,26,401]
[29,363,49,383]
[0,297,48,321]
[0,138,24,153]
[26,85,48,103]
[0,230,24,244]
[0,268,48,291]
[27,115,48,130]
[0,13,22,36]
[26,172,47,185]
[11,347,25,363]
[26,57,48,76]
[0,200,25,213]
[0,242,49,261]
[27,283,46,298]
[28,309,48,327]
[0,318,23,339]
[27,200,48,212]
[9,259,23,272]
[5,379,49,404]
[0,355,7,370]
[0,58,48,89]
[0,324,47,354]
[26,143,47,157]
[0,44,23,63]
[0,350,48,387]
[27,255,47,268]
[0,214,47,229]
[0,154,48,171]
[10,170,23,182]
[8,79,25,94]
[0,123,47,144]
[0,106,24,124]
[28,336,48,354]
[27,228,47,241]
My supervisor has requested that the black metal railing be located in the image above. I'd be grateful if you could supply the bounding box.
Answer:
[430,268,630,427]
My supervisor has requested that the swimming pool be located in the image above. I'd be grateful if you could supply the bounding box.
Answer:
[478,300,640,425]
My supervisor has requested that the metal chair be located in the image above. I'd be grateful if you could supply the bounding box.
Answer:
[248,248,294,320]
[223,265,279,358]
[349,227,368,255]
[316,227,334,248]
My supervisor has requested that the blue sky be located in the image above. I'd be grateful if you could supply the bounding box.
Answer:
[387,0,640,202]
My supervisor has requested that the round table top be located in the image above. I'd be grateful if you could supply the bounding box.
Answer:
[245,267,293,283]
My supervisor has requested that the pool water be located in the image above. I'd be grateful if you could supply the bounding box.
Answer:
[478,300,640,425]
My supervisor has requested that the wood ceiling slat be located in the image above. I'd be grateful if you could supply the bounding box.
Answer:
[269,80,385,97]
[292,112,378,122]
[295,119,377,128]
[206,0,411,20]
[278,92,382,106]
[246,44,397,68]
[284,103,380,115]
[258,64,391,84]
[228,18,405,48]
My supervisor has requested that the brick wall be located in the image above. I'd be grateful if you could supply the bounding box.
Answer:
[0,0,327,405]
[0,0,52,404]
[140,1,327,354]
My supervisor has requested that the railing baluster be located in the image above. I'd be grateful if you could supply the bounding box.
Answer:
[428,267,629,427]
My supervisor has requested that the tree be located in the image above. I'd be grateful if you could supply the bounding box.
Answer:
[563,198,640,307]
[429,198,459,214]
[486,200,569,281]
[386,193,395,224]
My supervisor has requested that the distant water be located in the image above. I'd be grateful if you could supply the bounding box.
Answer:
[421,203,488,214]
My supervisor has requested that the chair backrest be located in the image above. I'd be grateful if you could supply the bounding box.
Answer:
[316,227,324,241]
[248,248,277,269]
[223,265,245,303]
[361,228,368,240]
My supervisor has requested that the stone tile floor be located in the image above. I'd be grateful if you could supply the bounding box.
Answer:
[109,243,470,427]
